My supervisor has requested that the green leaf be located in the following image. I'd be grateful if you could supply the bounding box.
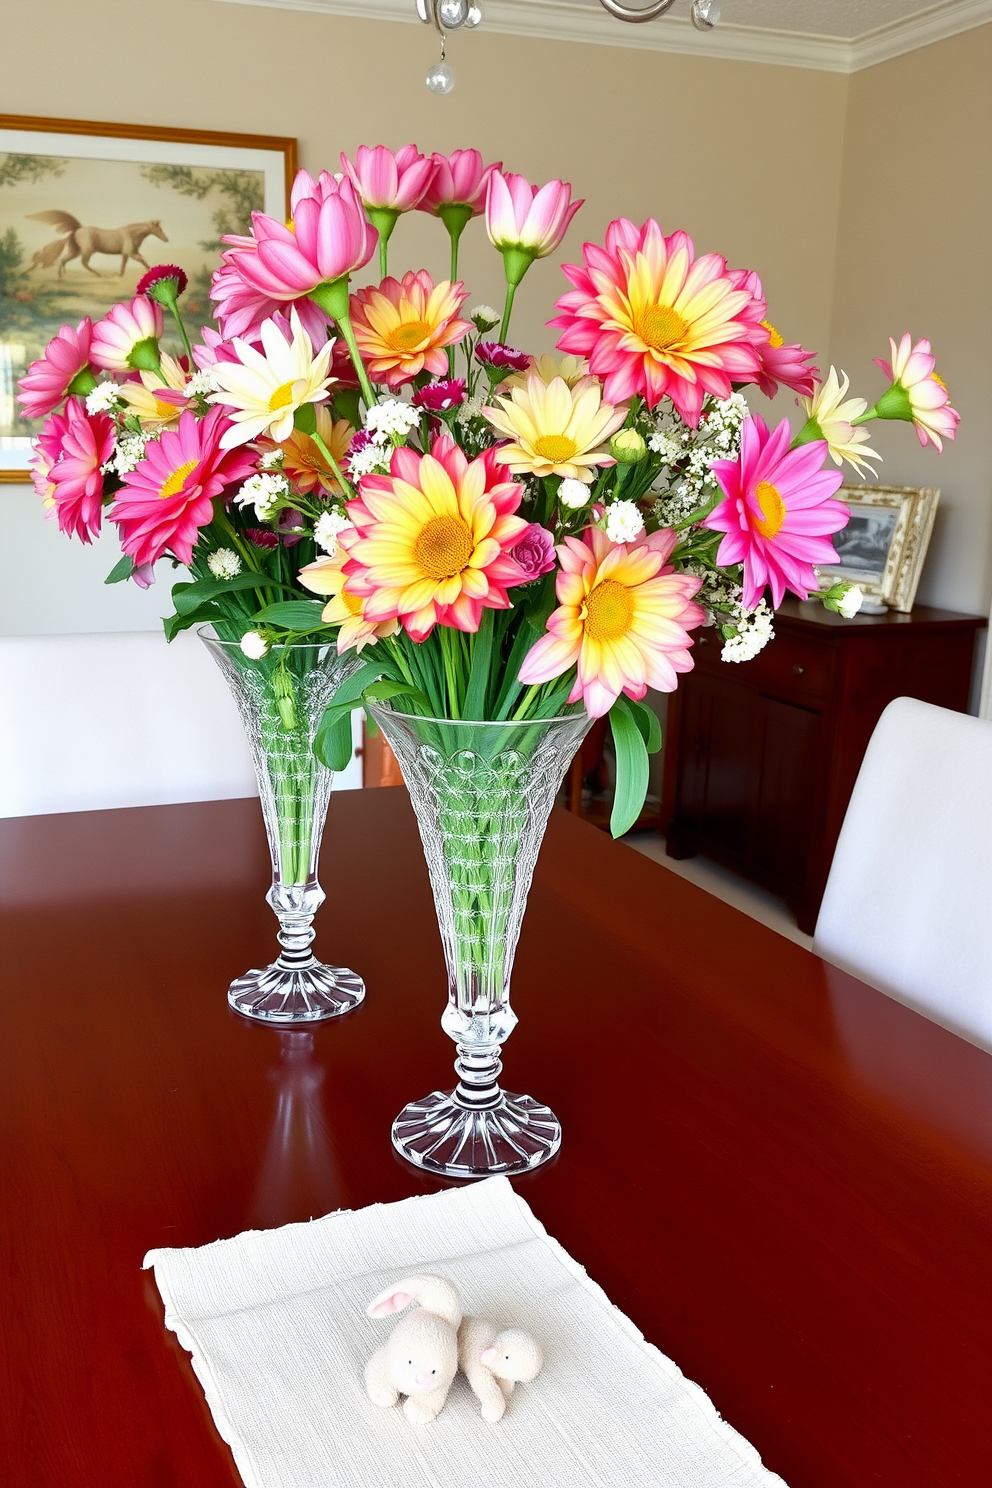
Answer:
[293,402,318,435]
[609,696,650,838]
[462,609,494,721]
[313,709,354,771]
[105,555,134,585]
[312,657,390,766]
[163,602,222,642]
[624,697,662,754]
[362,679,432,711]
[251,600,326,631]
[171,571,292,616]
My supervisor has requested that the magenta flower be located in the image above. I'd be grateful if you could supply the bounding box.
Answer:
[91,297,163,373]
[704,415,849,609]
[508,523,556,582]
[340,144,434,213]
[486,171,582,260]
[210,251,333,344]
[17,319,95,418]
[136,264,188,299]
[225,175,377,310]
[476,342,530,372]
[245,528,279,549]
[46,401,115,543]
[111,407,257,567]
[727,267,818,399]
[412,378,467,412]
[420,150,501,217]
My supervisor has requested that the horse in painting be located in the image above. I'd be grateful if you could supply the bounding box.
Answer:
[26,212,169,277]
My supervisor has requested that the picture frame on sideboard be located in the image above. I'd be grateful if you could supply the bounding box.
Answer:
[817,482,940,612]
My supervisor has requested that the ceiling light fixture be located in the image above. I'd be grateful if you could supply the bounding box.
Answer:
[417,0,719,90]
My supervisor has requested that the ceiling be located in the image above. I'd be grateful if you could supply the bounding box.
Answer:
[570,0,951,41]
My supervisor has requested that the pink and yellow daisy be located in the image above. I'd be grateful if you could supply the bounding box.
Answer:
[873,333,959,451]
[519,526,705,719]
[298,547,400,653]
[111,407,257,567]
[483,371,627,483]
[550,218,763,425]
[259,407,354,498]
[350,272,471,388]
[703,414,849,609]
[340,435,530,640]
[17,319,95,418]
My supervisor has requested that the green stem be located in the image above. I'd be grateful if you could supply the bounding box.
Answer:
[379,236,388,282]
[310,426,356,501]
[499,281,517,348]
[335,310,378,414]
[169,304,194,365]
[511,683,542,721]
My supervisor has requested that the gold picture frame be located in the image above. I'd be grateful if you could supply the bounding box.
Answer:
[817,482,940,613]
[0,114,297,482]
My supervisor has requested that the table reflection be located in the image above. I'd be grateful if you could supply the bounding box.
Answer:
[252,1030,341,1226]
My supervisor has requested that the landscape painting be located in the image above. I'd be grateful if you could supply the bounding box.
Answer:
[0,117,296,478]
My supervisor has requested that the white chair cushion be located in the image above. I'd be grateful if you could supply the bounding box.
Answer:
[814,696,992,1053]
[0,630,257,817]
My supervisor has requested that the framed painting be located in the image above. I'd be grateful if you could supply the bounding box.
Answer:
[0,115,297,481]
[817,483,940,613]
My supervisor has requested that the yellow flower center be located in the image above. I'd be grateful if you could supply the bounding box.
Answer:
[582,579,634,643]
[633,302,688,353]
[159,458,198,500]
[341,586,364,617]
[154,398,178,420]
[754,480,786,539]
[414,513,474,581]
[387,320,431,353]
[533,434,580,464]
[761,320,784,349]
[932,371,947,391]
[269,381,298,411]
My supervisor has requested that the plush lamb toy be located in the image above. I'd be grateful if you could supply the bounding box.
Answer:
[457,1316,544,1422]
[364,1275,462,1425]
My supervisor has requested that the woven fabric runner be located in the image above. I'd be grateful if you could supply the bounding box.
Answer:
[143,1176,788,1488]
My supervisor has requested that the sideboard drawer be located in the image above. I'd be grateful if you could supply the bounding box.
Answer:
[694,629,834,702]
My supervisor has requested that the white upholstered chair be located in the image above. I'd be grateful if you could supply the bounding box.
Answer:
[814,696,992,1053]
[0,631,363,818]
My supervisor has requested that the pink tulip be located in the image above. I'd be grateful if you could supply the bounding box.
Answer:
[486,171,583,279]
[90,297,163,373]
[340,145,434,213]
[420,150,501,217]
[17,319,96,418]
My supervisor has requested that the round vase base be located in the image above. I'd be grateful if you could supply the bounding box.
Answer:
[228,959,365,1024]
[391,1089,561,1178]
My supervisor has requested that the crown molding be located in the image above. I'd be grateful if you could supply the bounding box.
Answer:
[205,0,992,74]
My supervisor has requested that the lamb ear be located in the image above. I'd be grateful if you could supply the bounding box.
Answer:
[367,1287,415,1318]
[479,1346,500,1369]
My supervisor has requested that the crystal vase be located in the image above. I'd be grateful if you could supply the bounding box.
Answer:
[366,704,592,1178]
[201,632,365,1024]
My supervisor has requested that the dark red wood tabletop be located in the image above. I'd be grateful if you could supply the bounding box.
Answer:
[1,790,990,1488]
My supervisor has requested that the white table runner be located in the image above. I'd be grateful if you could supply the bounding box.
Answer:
[143,1177,787,1488]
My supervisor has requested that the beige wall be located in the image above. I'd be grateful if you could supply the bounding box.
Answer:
[0,0,848,633]
[829,24,992,630]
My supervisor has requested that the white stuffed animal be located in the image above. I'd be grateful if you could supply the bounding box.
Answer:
[457,1316,544,1422]
[364,1275,462,1424]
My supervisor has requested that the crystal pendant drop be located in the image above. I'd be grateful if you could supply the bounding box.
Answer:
[691,0,720,28]
[427,59,455,93]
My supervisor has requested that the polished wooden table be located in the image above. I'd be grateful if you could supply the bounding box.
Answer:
[2,791,990,1487]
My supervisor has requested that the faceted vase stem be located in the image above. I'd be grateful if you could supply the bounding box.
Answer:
[201,632,365,1024]
[369,704,591,1178]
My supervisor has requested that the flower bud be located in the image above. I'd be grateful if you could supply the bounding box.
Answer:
[558,477,590,510]
[470,304,500,333]
[820,581,864,619]
[609,428,647,465]
[240,630,270,659]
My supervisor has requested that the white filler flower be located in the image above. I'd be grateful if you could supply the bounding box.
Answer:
[721,600,775,663]
[207,548,243,580]
[314,509,352,555]
[604,500,645,544]
[86,380,123,415]
[363,399,420,441]
[235,471,290,523]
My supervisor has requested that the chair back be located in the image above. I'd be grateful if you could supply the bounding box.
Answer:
[814,696,992,1053]
[0,630,257,817]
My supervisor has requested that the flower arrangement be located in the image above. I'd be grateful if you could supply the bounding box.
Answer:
[21,146,958,834]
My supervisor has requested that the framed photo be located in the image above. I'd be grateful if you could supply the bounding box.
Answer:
[0,114,297,481]
[817,483,940,612]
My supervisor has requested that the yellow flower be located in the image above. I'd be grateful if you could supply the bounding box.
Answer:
[350,270,470,388]
[298,548,398,653]
[502,353,590,393]
[259,407,353,497]
[800,367,880,477]
[483,371,627,483]
[209,308,335,450]
[117,352,188,432]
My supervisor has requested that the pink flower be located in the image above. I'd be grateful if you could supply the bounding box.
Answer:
[412,378,466,412]
[221,175,377,311]
[727,268,818,399]
[340,436,530,640]
[90,297,163,372]
[519,527,704,719]
[508,523,556,581]
[551,219,763,425]
[420,150,501,216]
[476,341,530,372]
[136,263,188,299]
[340,144,434,213]
[211,239,340,345]
[704,414,849,609]
[873,333,959,451]
[245,528,279,549]
[486,171,583,263]
[46,401,115,543]
[111,407,257,567]
[17,320,95,418]
[350,271,470,387]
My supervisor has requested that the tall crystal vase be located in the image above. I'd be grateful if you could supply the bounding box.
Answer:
[201,632,365,1024]
[367,704,592,1178]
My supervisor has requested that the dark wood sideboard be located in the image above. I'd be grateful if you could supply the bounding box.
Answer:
[659,600,987,933]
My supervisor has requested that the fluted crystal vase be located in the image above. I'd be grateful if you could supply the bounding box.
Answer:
[201,632,365,1024]
[367,704,592,1178]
